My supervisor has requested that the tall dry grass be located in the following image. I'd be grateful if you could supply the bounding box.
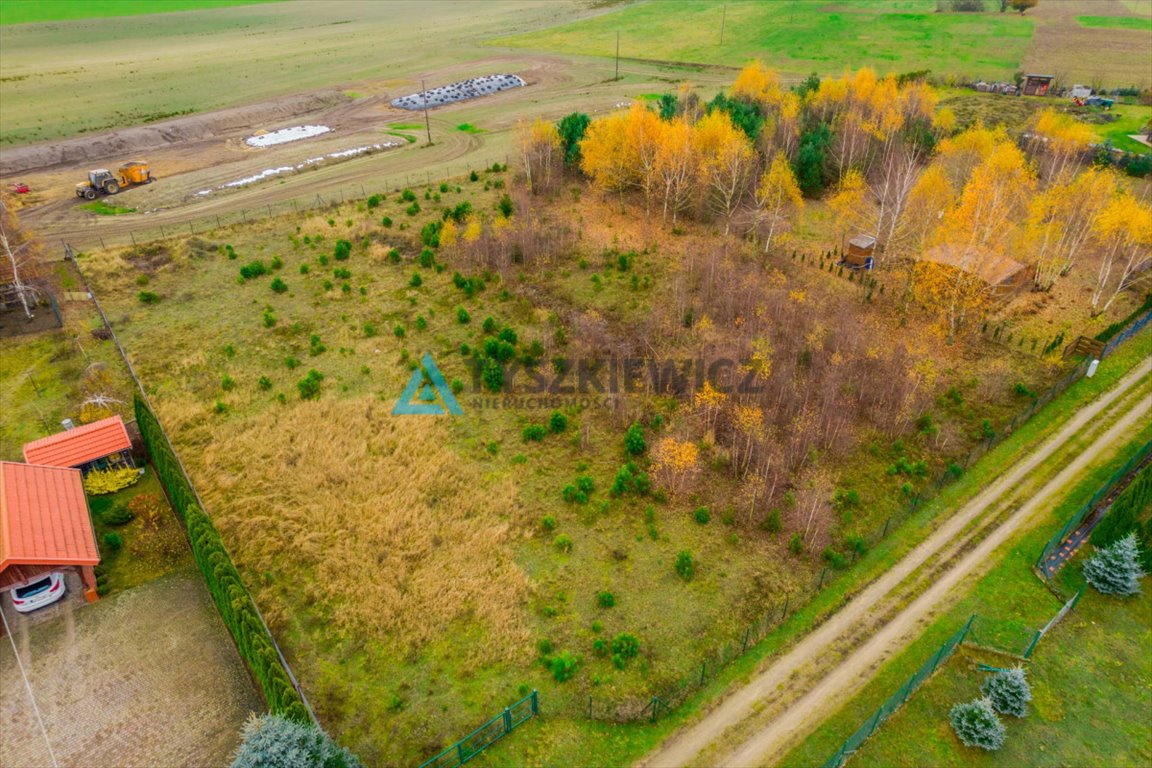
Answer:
[169,395,531,662]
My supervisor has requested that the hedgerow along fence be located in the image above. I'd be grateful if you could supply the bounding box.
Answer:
[418,690,538,768]
[1035,440,1152,582]
[64,246,315,724]
[134,392,313,722]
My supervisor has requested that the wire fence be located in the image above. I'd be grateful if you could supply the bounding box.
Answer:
[821,616,975,768]
[418,690,539,768]
[1035,440,1152,581]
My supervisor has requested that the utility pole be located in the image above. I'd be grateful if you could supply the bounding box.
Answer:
[615,30,620,80]
[421,79,432,146]
[720,3,727,45]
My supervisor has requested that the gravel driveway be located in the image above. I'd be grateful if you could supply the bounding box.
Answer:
[1,568,263,768]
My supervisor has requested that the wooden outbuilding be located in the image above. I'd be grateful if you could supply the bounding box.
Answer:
[921,245,1032,296]
[843,235,876,270]
[1021,74,1054,97]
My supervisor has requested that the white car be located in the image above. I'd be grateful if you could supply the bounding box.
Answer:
[10,572,66,613]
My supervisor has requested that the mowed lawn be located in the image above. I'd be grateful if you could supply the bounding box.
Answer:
[0,0,282,25]
[495,0,1034,79]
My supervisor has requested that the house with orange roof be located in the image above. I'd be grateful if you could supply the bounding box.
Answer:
[23,415,135,475]
[0,461,101,602]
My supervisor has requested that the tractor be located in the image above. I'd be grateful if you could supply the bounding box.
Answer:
[75,161,153,199]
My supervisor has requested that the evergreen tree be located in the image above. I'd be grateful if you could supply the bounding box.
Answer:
[1084,532,1145,596]
[658,93,678,121]
[556,112,592,167]
[981,667,1032,718]
[794,123,831,197]
[231,714,363,768]
[949,698,1006,751]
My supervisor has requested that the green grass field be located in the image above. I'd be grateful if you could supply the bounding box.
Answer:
[781,427,1152,768]
[1078,14,1152,30]
[0,0,282,25]
[495,0,1034,79]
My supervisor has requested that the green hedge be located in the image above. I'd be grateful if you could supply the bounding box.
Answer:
[1096,293,1152,343]
[134,393,310,722]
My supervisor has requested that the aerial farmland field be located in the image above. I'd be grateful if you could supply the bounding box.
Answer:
[1,2,1150,768]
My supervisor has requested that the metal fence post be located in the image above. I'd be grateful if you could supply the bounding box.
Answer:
[781,594,790,619]
[882,516,891,538]
[742,626,751,653]
[700,661,706,686]
[503,707,512,735]
[867,706,883,736]
[1022,630,1043,659]
[587,695,592,719]
[817,567,829,590]
[531,690,538,716]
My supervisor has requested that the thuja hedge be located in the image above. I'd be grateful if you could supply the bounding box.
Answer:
[134,394,309,722]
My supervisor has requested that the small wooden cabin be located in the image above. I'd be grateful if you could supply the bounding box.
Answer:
[843,235,876,270]
[921,245,1032,297]
[1021,74,1054,97]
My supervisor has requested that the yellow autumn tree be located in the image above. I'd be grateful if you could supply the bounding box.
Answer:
[1022,166,1118,291]
[517,117,562,194]
[731,59,783,111]
[827,168,869,251]
[462,215,482,243]
[654,117,697,225]
[651,436,700,495]
[928,139,1035,339]
[756,151,804,252]
[695,110,755,237]
[1090,192,1152,315]
[580,110,636,210]
[1029,108,1095,182]
[439,218,458,248]
[625,102,665,214]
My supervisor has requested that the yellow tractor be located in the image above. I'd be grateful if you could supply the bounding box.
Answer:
[75,161,154,199]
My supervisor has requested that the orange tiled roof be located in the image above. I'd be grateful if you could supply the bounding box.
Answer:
[0,461,100,572]
[23,415,131,469]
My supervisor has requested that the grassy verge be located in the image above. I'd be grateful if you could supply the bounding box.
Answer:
[781,425,1152,768]
[82,200,137,216]
[1077,15,1152,31]
[456,123,484,133]
[1087,103,1152,155]
[0,0,283,25]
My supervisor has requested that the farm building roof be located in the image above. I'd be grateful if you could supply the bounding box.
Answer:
[23,415,132,469]
[849,235,877,249]
[921,245,1028,287]
[0,462,99,580]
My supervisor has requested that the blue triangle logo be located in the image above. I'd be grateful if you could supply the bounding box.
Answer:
[393,353,463,415]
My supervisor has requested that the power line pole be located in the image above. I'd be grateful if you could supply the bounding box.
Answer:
[421,79,432,146]
[615,30,620,80]
[720,3,727,45]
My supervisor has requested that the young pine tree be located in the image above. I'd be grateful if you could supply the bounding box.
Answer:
[981,666,1031,718]
[1084,532,1145,596]
[231,714,362,768]
[949,698,1006,751]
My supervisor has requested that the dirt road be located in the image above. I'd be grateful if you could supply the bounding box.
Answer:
[643,357,1152,768]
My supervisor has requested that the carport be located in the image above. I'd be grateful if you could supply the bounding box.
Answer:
[0,461,100,603]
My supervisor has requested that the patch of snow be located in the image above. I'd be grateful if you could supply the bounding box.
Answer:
[245,125,331,148]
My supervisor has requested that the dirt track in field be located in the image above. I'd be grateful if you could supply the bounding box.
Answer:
[642,358,1152,768]
[1,52,732,249]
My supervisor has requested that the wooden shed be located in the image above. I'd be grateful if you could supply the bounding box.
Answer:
[921,245,1032,296]
[1021,74,1054,97]
[843,235,876,270]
